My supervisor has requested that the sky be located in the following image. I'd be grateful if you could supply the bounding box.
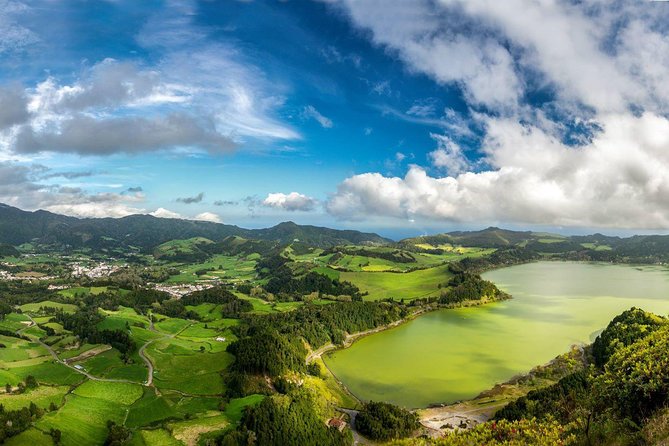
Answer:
[3,1,669,239]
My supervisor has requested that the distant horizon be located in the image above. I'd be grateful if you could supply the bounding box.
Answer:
[4,201,669,242]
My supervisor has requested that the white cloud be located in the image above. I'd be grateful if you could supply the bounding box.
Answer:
[262,192,318,212]
[325,1,669,229]
[302,105,333,129]
[337,0,521,109]
[328,112,669,229]
[194,212,222,223]
[427,134,469,176]
[0,1,38,54]
[45,202,143,218]
[149,208,183,219]
[0,2,300,158]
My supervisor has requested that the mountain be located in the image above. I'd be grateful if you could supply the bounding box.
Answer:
[0,204,390,251]
[401,227,546,248]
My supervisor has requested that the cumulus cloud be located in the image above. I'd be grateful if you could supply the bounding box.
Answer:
[427,134,469,176]
[323,0,669,229]
[302,105,333,129]
[14,113,234,155]
[149,208,183,219]
[262,192,318,212]
[336,0,521,109]
[0,85,30,129]
[0,2,300,159]
[328,112,669,228]
[0,161,146,218]
[194,212,221,223]
[176,192,204,204]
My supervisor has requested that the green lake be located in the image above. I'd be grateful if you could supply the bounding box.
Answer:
[324,261,669,408]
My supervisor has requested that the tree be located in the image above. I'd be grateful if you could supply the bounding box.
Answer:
[104,420,131,445]
[355,401,419,441]
[24,375,37,389]
[49,428,61,444]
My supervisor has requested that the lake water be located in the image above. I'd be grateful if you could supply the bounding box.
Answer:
[324,262,669,408]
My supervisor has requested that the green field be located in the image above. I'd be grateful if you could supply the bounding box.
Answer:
[166,254,257,283]
[20,301,79,314]
[146,333,233,395]
[0,385,68,411]
[58,287,111,299]
[341,263,453,300]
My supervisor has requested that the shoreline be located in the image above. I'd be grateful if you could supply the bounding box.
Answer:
[418,344,589,436]
[310,294,512,411]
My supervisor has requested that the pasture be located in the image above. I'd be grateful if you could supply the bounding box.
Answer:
[341,263,452,301]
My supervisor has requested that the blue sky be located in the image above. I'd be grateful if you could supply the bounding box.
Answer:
[3,1,669,238]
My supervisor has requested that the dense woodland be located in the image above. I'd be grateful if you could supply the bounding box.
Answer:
[493,308,669,445]
[355,401,420,441]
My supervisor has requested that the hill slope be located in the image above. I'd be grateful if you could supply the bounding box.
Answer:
[0,204,390,250]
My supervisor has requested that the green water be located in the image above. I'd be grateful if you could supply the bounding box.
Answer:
[324,262,669,408]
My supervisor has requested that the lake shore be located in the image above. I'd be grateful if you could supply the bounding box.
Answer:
[417,344,588,437]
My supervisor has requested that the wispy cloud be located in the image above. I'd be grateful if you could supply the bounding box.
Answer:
[302,105,333,129]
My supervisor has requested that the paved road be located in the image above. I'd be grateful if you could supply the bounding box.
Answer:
[337,408,369,445]
[21,314,195,389]
[24,315,138,385]
[138,315,194,387]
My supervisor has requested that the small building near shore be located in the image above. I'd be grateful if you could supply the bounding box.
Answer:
[327,418,346,432]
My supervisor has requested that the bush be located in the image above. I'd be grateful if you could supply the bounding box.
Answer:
[356,401,419,441]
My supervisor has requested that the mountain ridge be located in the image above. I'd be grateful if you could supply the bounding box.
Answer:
[0,203,391,250]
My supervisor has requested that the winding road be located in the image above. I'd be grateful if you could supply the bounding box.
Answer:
[21,314,193,389]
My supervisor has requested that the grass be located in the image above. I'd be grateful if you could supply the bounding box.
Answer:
[0,385,68,411]
[58,286,109,299]
[166,254,257,284]
[0,335,48,362]
[223,394,265,423]
[4,428,54,446]
[154,317,191,335]
[313,357,359,409]
[6,362,85,386]
[185,303,221,321]
[238,295,305,314]
[168,414,229,445]
[36,381,144,445]
[341,263,453,301]
[154,237,213,258]
[0,313,31,332]
[99,306,150,331]
[76,349,147,382]
[581,242,613,251]
[134,429,182,446]
[125,388,178,428]
[36,394,128,446]
[73,380,143,405]
[19,301,79,314]
[147,337,233,395]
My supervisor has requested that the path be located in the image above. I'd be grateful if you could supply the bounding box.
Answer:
[20,314,196,390]
[138,315,194,386]
[337,408,370,445]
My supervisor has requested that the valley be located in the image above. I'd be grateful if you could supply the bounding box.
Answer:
[0,206,669,444]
